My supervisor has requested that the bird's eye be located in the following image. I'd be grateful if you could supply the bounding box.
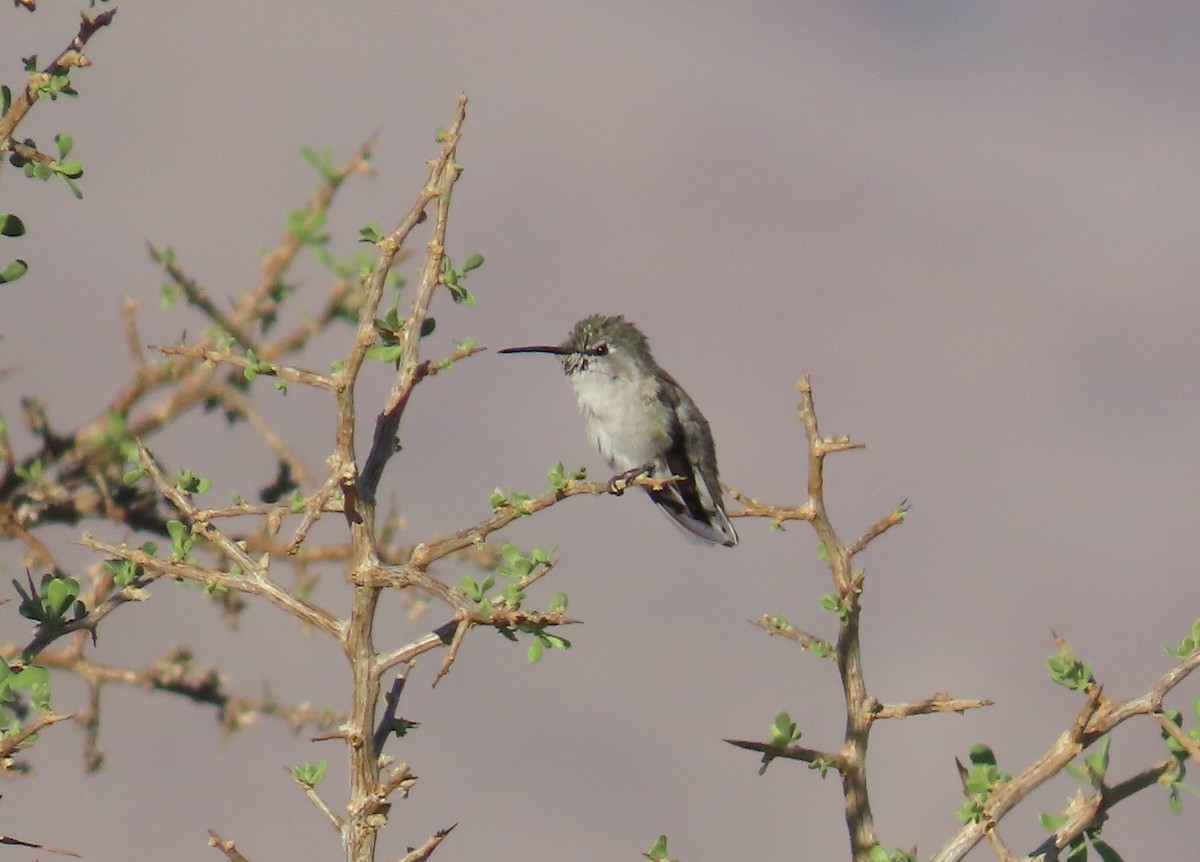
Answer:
[594,343,609,356]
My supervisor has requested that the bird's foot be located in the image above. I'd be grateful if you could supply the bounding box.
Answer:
[608,464,653,495]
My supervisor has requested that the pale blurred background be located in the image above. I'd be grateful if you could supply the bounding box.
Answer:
[2,2,1198,860]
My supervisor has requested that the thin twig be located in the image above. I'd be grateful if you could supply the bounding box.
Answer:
[290,768,344,832]
[868,693,993,721]
[207,830,252,862]
[396,823,458,862]
[749,614,835,657]
[0,711,74,760]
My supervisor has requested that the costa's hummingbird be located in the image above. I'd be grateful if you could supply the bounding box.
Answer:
[499,314,738,547]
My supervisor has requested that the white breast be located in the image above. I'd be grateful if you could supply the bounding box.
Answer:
[569,367,672,472]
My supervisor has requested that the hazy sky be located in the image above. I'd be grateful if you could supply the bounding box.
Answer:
[3,3,1199,861]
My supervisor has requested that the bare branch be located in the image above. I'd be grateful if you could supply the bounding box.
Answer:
[396,823,458,862]
[724,737,844,770]
[207,830,252,862]
[432,617,469,688]
[867,692,993,721]
[847,500,908,557]
[290,768,344,832]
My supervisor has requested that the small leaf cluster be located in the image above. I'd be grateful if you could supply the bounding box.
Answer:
[440,252,484,306]
[769,710,802,747]
[285,202,329,248]
[956,744,1012,822]
[290,761,327,787]
[23,56,78,99]
[14,572,84,630]
[547,461,587,491]
[176,468,212,496]
[756,710,802,775]
[242,349,276,382]
[461,543,556,611]
[489,487,531,513]
[9,132,84,198]
[1159,701,1200,814]
[869,846,917,862]
[510,620,571,665]
[166,520,200,562]
[12,457,47,489]
[819,592,852,623]
[1164,618,1200,659]
[86,411,139,468]
[365,307,435,364]
[103,546,156,587]
[1047,641,1094,691]
[0,664,51,733]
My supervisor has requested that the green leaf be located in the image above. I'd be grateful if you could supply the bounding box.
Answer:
[10,665,51,710]
[54,132,73,159]
[299,146,337,182]
[0,214,25,237]
[527,637,544,664]
[291,761,327,785]
[365,343,403,363]
[44,576,80,616]
[1091,839,1124,862]
[546,635,571,650]
[0,259,29,284]
[167,519,193,557]
[646,835,669,860]
[462,253,485,272]
[1040,812,1068,831]
[1084,735,1111,777]
[770,710,799,746]
[968,744,996,767]
[358,221,382,244]
[501,584,525,607]
[105,558,142,588]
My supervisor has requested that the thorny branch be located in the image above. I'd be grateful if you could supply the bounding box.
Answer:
[727,374,1198,862]
[931,648,1200,862]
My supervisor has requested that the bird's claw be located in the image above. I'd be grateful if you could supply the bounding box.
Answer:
[608,465,653,495]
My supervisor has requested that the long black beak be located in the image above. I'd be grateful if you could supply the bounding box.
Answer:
[498,344,607,356]
[497,345,572,355]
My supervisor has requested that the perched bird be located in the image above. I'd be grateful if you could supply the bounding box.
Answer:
[499,314,738,546]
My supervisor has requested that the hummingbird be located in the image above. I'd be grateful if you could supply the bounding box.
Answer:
[498,314,738,547]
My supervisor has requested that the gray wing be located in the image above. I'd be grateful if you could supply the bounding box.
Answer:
[648,372,738,546]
